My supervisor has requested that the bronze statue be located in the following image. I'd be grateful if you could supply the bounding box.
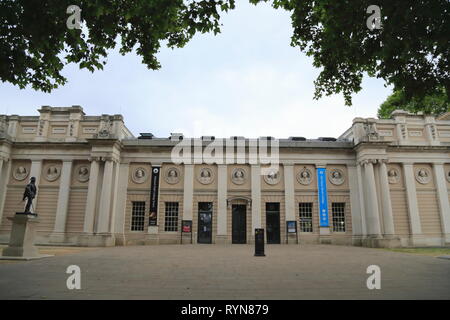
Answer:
[23,177,37,214]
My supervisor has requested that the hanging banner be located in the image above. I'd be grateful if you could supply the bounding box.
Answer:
[149,166,160,226]
[316,168,329,227]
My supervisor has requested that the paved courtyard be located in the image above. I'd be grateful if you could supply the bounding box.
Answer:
[0,244,449,300]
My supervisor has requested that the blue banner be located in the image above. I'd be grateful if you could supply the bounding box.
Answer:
[317,168,329,227]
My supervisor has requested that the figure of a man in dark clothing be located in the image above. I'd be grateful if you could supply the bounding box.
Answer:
[23,177,37,214]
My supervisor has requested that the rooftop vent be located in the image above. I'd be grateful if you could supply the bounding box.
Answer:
[318,137,337,142]
[138,133,154,139]
[289,136,306,141]
[170,133,184,141]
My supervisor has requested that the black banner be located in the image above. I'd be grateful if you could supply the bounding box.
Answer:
[149,166,160,226]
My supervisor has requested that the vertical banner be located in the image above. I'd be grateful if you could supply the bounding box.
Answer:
[149,166,160,226]
[316,168,329,227]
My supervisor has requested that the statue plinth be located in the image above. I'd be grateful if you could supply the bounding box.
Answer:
[0,213,52,260]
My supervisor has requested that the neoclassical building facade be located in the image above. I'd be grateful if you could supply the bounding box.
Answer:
[0,106,449,247]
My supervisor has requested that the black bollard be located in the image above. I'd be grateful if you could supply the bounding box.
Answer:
[254,228,265,256]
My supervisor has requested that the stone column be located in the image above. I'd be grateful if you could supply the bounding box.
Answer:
[283,164,296,244]
[35,108,50,142]
[113,162,130,245]
[52,160,73,237]
[363,160,382,237]
[356,163,367,236]
[217,164,227,242]
[29,160,42,212]
[108,161,121,237]
[251,165,262,236]
[0,157,3,180]
[378,160,395,236]
[96,158,114,234]
[348,164,363,242]
[0,157,11,224]
[83,159,100,233]
[6,116,19,138]
[402,163,423,240]
[182,164,194,221]
[432,163,450,244]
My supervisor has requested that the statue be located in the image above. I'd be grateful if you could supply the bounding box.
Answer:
[23,177,37,214]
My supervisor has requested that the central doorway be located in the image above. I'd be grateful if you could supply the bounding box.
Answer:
[232,204,247,244]
[198,202,213,244]
[266,202,280,244]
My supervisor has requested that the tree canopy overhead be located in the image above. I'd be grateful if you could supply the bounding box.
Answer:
[0,0,236,92]
[1,0,449,108]
[377,87,449,119]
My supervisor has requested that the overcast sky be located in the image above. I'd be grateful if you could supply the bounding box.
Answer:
[0,1,392,139]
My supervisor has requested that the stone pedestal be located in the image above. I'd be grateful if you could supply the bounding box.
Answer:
[1,213,52,260]
[286,234,298,244]
[319,227,331,244]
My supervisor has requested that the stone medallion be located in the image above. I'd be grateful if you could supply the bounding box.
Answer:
[13,166,29,181]
[328,169,345,186]
[77,165,90,182]
[132,167,148,184]
[44,165,61,182]
[297,167,312,185]
[198,167,214,185]
[387,168,400,184]
[415,167,431,184]
[263,168,280,185]
[165,167,180,184]
[231,168,246,185]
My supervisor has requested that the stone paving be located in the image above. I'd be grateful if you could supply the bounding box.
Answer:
[0,244,449,300]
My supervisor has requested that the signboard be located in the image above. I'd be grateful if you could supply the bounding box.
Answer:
[182,220,192,233]
[287,221,297,233]
[149,166,160,226]
[316,168,329,227]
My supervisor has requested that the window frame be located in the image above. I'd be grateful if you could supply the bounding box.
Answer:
[331,202,346,232]
[164,202,180,232]
[130,201,146,232]
[298,202,313,233]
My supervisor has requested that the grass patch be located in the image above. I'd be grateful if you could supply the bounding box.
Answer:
[383,247,450,257]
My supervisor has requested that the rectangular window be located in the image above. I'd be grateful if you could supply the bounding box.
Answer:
[164,202,179,232]
[131,201,146,231]
[299,202,313,232]
[332,202,346,232]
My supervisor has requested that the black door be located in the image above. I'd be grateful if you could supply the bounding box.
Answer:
[266,202,280,244]
[232,204,247,244]
[198,202,213,244]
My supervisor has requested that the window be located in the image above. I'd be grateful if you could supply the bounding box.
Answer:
[131,201,146,231]
[299,203,313,232]
[164,202,179,232]
[332,203,346,232]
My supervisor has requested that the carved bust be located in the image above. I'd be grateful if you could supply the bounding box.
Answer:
[132,167,148,184]
[165,167,180,184]
[387,168,399,184]
[77,166,90,182]
[231,168,246,185]
[45,165,61,182]
[415,168,431,184]
[297,168,312,185]
[13,166,29,181]
[447,170,450,183]
[329,169,345,185]
[198,168,214,185]
[264,169,280,185]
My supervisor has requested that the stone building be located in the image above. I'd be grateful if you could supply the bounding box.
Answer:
[0,106,449,247]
